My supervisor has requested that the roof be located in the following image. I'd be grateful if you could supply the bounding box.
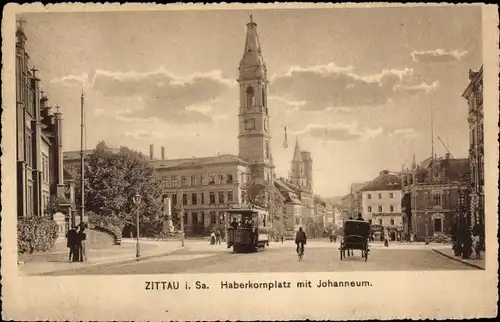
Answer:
[149,154,248,170]
[281,191,302,205]
[350,182,369,194]
[415,157,469,183]
[274,179,295,193]
[240,18,265,68]
[292,138,303,162]
[360,172,402,192]
[462,65,483,97]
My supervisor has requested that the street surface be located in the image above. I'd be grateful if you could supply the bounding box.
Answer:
[46,239,476,275]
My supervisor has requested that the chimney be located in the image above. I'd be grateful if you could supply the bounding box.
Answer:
[161,146,165,160]
[445,152,451,160]
[149,144,154,160]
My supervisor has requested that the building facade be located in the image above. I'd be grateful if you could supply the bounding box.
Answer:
[16,21,66,218]
[360,171,403,233]
[341,182,369,221]
[142,17,314,236]
[150,155,249,236]
[462,66,484,234]
[401,154,470,242]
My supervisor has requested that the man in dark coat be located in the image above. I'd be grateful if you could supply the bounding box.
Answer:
[295,227,307,255]
[356,213,364,221]
[66,226,78,262]
[77,223,88,262]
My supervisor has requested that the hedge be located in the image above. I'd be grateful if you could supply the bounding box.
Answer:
[88,212,124,243]
[18,217,59,254]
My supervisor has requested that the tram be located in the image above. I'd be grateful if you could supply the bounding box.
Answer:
[226,206,272,253]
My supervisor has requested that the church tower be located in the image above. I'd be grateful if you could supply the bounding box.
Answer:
[290,138,307,188]
[238,16,274,182]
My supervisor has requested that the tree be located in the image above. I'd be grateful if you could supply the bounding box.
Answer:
[74,142,163,229]
[241,177,285,231]
[43,196,72,217]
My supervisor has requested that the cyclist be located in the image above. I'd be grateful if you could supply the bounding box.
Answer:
[295,227,307,255]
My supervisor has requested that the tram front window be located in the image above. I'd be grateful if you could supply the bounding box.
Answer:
[228,213,254,229]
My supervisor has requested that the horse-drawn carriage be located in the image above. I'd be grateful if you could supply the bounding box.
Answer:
[339,220,370,262]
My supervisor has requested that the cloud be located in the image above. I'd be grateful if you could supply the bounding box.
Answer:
[93,108,106,116]
[270,62,434,111]
[53,67,235,124]
[123,129,167,140]
[268,95,306,114]
[291,123,383,142]
[410,49,468,63]
[51,72,89,88]
[389,128,420,139]
[123,130,150,139]
[394,81,440,94]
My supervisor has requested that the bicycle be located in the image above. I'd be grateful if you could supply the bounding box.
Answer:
[297,243,305,262]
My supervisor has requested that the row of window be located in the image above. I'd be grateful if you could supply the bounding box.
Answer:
[25,131,33,167]
[181,211,224,226]
[165,190,235,206]
[367,205,397,213]
[26,182,34,216]
[367,192,395,200]
[41,153,49,183]
[161,173,240,189]
[369,218,396,226]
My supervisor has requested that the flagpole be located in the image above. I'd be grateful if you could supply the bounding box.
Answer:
[80,91,85,223]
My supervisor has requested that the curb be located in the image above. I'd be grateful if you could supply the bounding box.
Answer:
[32,246,187,276]
[432,249,485,270]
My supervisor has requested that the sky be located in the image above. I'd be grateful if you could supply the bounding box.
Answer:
[20,6,482,197]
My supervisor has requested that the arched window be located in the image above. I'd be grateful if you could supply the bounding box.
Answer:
[262,87,266,107]
[246,86,255,108]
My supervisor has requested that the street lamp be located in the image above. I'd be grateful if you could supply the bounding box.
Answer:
[133,192,142,259]
[424,213,429,245]
[179,190,185,247]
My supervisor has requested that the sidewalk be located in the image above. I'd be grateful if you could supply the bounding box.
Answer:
[18,239,184,276]
[432,248,485,269]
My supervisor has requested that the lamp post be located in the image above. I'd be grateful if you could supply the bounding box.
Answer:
[133,192,142,259]
[424,212,429,245]
[179,190,185,247]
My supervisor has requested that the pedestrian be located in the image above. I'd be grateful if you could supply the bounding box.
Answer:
[410,231,415,243]
[215,229,221,245]
[472,233,481,259]
[280,233,284,243]
[77,223,87,262]
[384,230,389,247]
[66,226,78,262]
[210,231,216,245]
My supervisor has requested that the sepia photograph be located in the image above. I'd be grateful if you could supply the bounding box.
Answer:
[2,3,498,321]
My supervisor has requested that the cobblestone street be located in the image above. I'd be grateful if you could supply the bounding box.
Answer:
[44,240,477,275]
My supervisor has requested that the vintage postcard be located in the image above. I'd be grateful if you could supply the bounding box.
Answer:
[1,2,498,321]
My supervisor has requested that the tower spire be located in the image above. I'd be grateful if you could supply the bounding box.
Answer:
[240,15,265,69]
[292,137,303,162]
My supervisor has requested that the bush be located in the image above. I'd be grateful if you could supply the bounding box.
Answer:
[88,212,124,242]
[18,217,59,254]
[43,196,72,216]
